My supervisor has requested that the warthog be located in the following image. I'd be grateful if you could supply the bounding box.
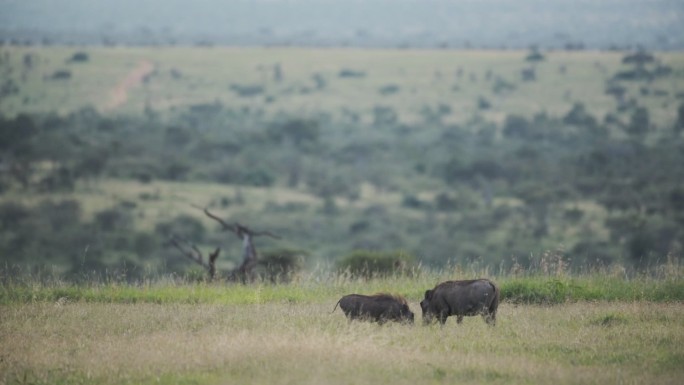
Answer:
[420,279,499,325]
[332,293,414,324]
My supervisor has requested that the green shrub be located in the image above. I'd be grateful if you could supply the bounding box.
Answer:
[525,50,545,62]
[229,83,264,97]
[257,248,307,283]
[499,276,684,304]
[336,250,415,279]
[378,84,400,95]
[69,51,89,63]
[338,69,366,78]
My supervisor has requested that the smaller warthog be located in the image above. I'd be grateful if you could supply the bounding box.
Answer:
[332,293,414,324]
[420,279,499,326]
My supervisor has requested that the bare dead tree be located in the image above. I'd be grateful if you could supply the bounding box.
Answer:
[202,208,281,283]
[168,235,221,280]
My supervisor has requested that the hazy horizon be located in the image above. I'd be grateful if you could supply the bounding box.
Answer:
[1,0,683,50]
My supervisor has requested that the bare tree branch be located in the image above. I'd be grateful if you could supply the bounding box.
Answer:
[208,247,220,280]
[202,207,236,232]
[179,206,283,283]
[204,208,282,282]
[248,228,282,239]
[201,207,281,239]
[168,235,220,281]
[169,235,206,267]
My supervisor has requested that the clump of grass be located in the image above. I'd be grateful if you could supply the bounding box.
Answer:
[590,313,629,327]
[500,275,684,305]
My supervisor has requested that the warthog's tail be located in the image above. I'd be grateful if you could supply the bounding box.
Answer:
[486,280,500,325]
[331,299,342,314]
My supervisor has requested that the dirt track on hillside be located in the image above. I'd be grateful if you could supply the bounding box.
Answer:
[103,60,154,111]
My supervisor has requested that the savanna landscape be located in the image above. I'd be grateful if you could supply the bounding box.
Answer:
[1,274,683,385]
[2,1,684,384]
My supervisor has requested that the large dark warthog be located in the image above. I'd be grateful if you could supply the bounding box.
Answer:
[420,279,499,326]
[332,293,414,324]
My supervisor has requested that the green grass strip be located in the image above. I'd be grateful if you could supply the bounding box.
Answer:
[1,275,682,305]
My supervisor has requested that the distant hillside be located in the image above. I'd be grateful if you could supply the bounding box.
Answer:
[1,0,683,50]
[1,47,683,278]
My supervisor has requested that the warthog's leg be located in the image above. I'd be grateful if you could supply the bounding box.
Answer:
[483,312,496,326]
[438,311,449,325]
[456,315,464,324]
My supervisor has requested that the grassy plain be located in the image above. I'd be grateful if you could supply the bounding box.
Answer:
[2,46,684,126]
[1,285,683,385]
[2,273,684,385]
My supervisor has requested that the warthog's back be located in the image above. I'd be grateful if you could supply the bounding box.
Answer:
[421,278,499,325]
[438,280,495,307]
[335,293,414,323]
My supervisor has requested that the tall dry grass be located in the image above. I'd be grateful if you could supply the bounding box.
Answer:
[3,259,682,305]
[1,300,683,385]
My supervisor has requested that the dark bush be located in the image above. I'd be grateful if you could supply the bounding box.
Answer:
[39,200,82,230]
[256,248,307,282]
[349,220,370,234]
[477,96,491,110]
[378,84,400,95]
[434,192,459,211]
[94,208,133,232]
[241,169,275,187]
[525,50,545,62]
[373,106,398,126]
[402,194,428,209]
[337,250,415,278]
[674,103,684,134]
[133,232,158,256]
[492,77,515,94]
[563,103,598,130]
[613,67,652,81]
[162,160,191,181]
[230,83,264,97]
[622,51,654,65]
[0,79,20,97]
[188,102,223,114]
[605,83,627,98]
[338,69,366,78]
[49,70,72,80]
[625,106,650,138]
[502,114,532,139]
[155,215,206,241]
[69,52,89,63]
[0,202,30,230]
[521,67,536,81]
[164,126,193,148]
[267,119,320,147]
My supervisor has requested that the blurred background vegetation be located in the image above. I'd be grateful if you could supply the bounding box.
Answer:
[1,1,683,282]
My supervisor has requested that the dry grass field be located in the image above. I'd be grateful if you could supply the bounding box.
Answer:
[1,298,683,385]
[2,47,683,127]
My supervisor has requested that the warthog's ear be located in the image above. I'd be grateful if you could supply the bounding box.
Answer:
[424,290,433,300]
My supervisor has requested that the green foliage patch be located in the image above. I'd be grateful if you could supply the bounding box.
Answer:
[336,250,416,279]
[501,276,684,304]
[2,274,682,306]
